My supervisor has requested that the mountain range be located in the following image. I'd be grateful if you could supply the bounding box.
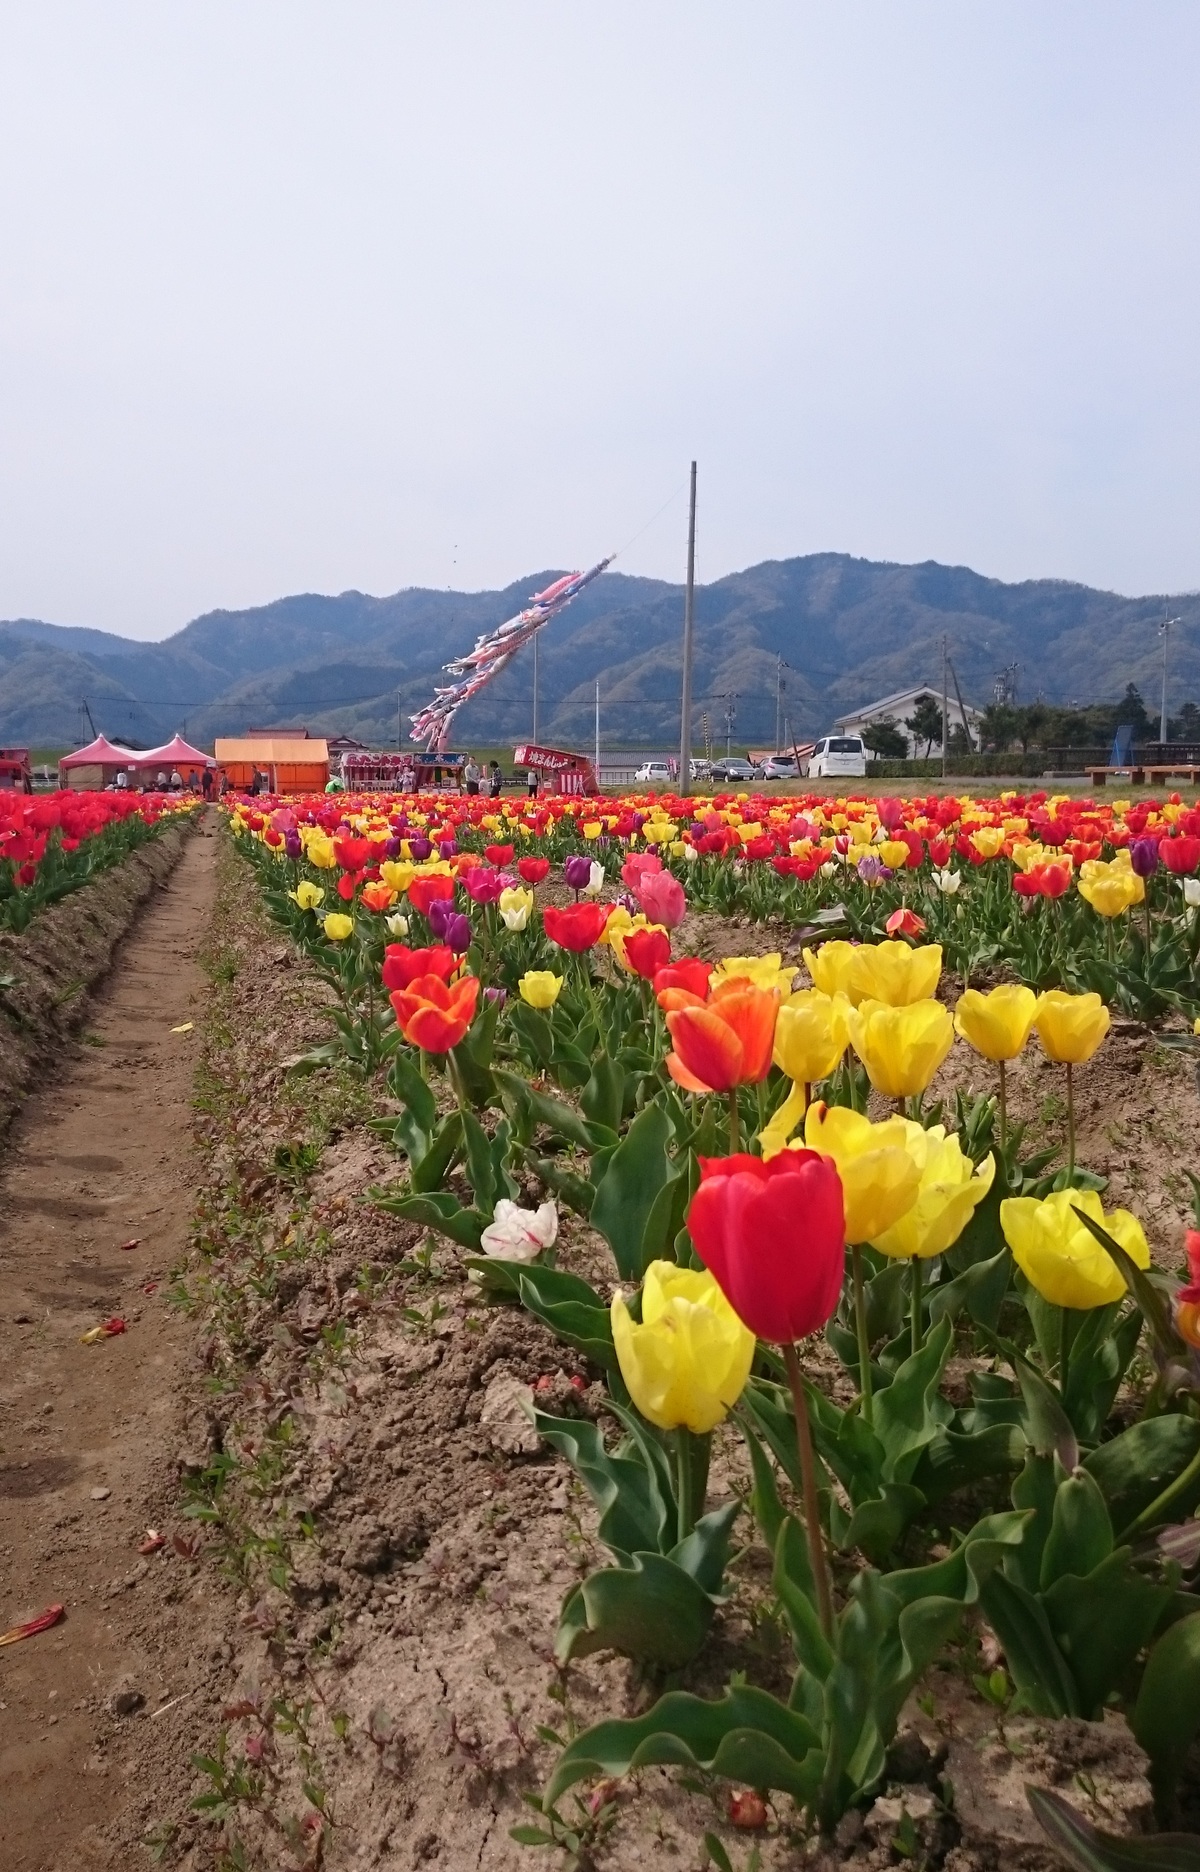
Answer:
[2,553,1198,753]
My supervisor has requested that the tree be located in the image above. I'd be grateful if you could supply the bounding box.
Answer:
[1114,683,1151,738]
[1169,701,1200,743]
[980,703,1022,753]
[862,718,908,761]
[905,695,943,757]
[948,723,972,754]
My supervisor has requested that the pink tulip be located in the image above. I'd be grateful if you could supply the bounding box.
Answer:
[621,852,663,891]
[636,869,686,929]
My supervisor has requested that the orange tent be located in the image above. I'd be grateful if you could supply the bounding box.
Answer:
[214,737,330,795]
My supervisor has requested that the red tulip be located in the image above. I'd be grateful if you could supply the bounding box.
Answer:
[665,982,778,1092]
[622,926,672,980]
[1161,836,1200,875]
[542,902,610,952]
[517,856,551,884]
[408,874,456,915]
[485,843,515,866]
[333,836,374,871]
[885,906,926,938]
[687,1150,845,1342]
[381,944,457,990]
[653,957,713,1002]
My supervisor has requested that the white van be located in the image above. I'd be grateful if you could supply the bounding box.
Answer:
[806,735,867,780]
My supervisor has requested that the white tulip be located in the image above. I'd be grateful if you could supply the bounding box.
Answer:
[932,869,962,895]
[1184,877,1200,908]
[581,861,606,896]
[479,1199,558,1262]
[384,912,410,938]
[500,904,529,930]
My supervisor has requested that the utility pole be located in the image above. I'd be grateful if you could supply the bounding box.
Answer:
[941,636,949,782]
[1161,615,1181,745]
[678,461,697,797]
[533,632,539,743]
[397,688,403,751]
[594,679,600,783]
[775,657,787,753]
[724,695,737,756]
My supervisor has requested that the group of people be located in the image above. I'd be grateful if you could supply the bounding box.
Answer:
[461,756,540,798]
[111,766,217,796]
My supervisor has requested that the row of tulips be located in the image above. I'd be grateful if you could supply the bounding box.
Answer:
[0,789,202,933]
[228,792,1200,1836]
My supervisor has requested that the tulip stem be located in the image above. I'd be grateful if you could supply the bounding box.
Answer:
[1065,1062,1076,1181]
[674,1428,698,1547]
[910,1256,923,1359]
[1058,1304,1076,1396]
[727,1089,741,1154]
[1143,895,1153,971]
[851,1244,874,1426]
[783,1341,835,1645]
[997,1058,1008,1153]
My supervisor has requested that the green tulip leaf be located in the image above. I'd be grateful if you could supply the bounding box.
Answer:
[669,1500,740,1597]
[1133,1612,1200,1818]
[871,1316,954,1481]
[368,1185,484,1251]
[580,1051,626,1134]
[927,1246,1011,1331]
[828,1484,926,1564]
[544,1685,824,1808]
[590,1101,676,1282]
[910,1422,1025,1507]
[1071,1206,1184,1363]
[530,1407,671,1559]
[555,1551,719,1668]
[978,1570,1081,1717]
[1084,1416,1200,1538]
[409,1110,464,1193]
[464,1260,617,1370]
[1040,1469,1113,1591]
[1043,1552,1172,1722]
[1027,1784,1200,1871]
[385,1046,438,1136]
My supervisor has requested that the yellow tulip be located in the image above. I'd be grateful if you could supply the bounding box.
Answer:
[801,1103,921,1244]
[1077,855,1144,918]
[969,826,1007,860]
[611,1261,755,1434]
[518,970,563,1009]
[1000,1187,1149,1310]
[879,840,912,871]
[711,952,799,995]
[803,940,862,1002]
[322,913,354,941]
[603,909,668,968]
[305,833,337,870]
[850,941,943,1007]
[954,984,1038,1062]
[845,998,955,1100]
[379,859,416,893]
[498,886,534,931]
[289,881,325,911]
[1034,990,1110,1065]
[773,990,850,1085]
[873,1128,995,1260]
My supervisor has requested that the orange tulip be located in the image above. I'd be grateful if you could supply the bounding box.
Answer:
[390,972,480,1052]
[665,981,779,1093]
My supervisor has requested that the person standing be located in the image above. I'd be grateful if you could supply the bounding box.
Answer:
[488,760,503,798]
[464,755,480,795]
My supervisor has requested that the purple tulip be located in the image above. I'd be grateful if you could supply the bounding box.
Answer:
[563,855,592,892]
[445,912,473,953]
[283,829,302,859]
[409,836,432,861]
[427,897,454,938]
[857,854,890,884]
[484,986,507,1007]
[1130,836,1159,878]
[438,838,458,860]
[383,836,402,859]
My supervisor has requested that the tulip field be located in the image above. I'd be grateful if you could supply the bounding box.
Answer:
[0,789,199,933]
[201,781,1200,1857]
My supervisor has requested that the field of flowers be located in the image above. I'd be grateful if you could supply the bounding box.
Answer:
[223,785,1200,1858]
[0,789,200,933]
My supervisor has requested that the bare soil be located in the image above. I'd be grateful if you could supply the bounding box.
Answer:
[0,817,234,1871]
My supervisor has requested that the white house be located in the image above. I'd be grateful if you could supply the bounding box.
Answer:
[834,684,985,759]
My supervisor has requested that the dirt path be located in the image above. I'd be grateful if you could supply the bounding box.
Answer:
[0,820,230,1872]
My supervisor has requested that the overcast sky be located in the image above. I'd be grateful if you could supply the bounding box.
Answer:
[2,3,1198,641]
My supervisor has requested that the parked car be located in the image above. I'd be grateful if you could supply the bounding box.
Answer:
[710,757,758,784]
[760,754,800,780]
[805,735,867,780]
[635,760,674,784]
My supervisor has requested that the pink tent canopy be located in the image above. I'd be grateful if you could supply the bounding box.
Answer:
[132,734,216,769]
[59,734,143,769]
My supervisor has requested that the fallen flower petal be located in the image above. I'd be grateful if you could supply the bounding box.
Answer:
[169,1022,194,1033]
[0,1603,65,1647]
[728,1789,769,1829]
[138,1530,165,1555]
[118,1238,141,1251]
